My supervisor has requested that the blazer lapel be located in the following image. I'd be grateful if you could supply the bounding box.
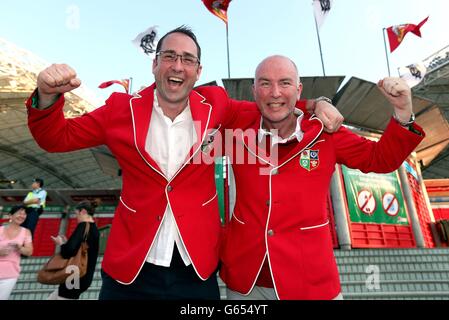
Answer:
[276,116,324,168]
[129,84,166,179]
[240,121,275,167]
[186,90,212,158]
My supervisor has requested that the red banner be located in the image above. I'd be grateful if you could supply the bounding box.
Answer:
[202,0,232,24]
[98,79,130,93]
[386,16,429,53]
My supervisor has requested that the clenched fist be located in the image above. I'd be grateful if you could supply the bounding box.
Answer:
[36,64,81,108]
[377,77,413,125]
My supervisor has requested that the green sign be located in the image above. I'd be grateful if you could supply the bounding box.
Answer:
[215,157,226,226]
[341,165,409,225]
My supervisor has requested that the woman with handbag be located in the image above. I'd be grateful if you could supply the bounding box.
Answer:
[47,200,99,300]
[0,205,33,300]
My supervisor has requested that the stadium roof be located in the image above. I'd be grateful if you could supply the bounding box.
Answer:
[412,45,449,179]
[0,38,121,190]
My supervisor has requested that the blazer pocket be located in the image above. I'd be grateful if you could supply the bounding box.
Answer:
[119,196,137,213]
[231,212,245,225]
[202,191,217,207]
[299,220,329,231]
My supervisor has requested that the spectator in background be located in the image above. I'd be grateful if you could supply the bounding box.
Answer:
[0,205,33,300]
[22,178,47,236]
[47,200,100,300]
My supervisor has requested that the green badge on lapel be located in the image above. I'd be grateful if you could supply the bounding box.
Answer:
[300,149,320,171]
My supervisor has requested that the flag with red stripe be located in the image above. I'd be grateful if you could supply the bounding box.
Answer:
[98,79,130,93]
[202,0,232,24]
[386,16,429,52]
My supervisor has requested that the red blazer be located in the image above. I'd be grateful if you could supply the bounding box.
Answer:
[26,84,259,284]
[219,116,425,299]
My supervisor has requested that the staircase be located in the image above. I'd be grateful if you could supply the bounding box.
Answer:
[9,248,449,300]
[335,248,449,300]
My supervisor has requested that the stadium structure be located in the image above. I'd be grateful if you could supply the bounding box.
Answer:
[1,38,449,300]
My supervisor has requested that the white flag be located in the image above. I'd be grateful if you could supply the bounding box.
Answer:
[399,62,427,88]
[313,0,333,30]
[132,25,159,58]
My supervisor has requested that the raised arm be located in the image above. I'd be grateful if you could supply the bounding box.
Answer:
[335,77,424,173]
[26,64,110,152]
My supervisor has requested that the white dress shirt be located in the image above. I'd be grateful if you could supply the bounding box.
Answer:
[145,90,197,267]
[258,109,305,147]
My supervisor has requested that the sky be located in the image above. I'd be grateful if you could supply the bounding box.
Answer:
[1,0,448,105]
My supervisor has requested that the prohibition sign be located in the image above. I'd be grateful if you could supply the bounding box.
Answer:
[357,189,376,216]
[382,192,399,216]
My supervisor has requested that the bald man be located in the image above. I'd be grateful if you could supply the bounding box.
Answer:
[219,55,425,300]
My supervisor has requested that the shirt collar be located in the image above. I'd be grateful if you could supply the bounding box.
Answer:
[258,108,304,145]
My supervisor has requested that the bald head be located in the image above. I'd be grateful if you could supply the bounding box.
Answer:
[255,55,300,84]
[252,55,303,131]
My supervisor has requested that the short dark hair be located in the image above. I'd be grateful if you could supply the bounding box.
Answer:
[156,25,201,62]
[33,178,44,187]
[9,205,26,215]
[75,200,99,216]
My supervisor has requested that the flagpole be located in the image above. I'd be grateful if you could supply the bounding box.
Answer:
[314,16,326,76]
[382,28,391,77]
[225,22,231,78]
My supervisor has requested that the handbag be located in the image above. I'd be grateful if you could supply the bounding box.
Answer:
[37,223,90,285]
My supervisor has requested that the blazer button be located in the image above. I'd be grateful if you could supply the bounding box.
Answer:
[266,200,270,206]
[157,215,162,221]
[167,185,173,192]
[267,229,275,236]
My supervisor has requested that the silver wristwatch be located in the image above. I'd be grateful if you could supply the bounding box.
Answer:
[393,112,415,126]
[315,96,333,105]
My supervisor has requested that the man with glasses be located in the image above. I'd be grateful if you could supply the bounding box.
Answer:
[26,26,342,299]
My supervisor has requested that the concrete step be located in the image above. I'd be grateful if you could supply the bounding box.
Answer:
[341,279,449,293]
[11,250,449,300]
[335,255,449,264]
[343,291,449,300]
[337,263,449,273]
[334,248,449,257]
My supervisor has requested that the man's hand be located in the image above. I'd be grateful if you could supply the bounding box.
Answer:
[308,99,344,133]
[36,64,81,108]
[377,77,413,124]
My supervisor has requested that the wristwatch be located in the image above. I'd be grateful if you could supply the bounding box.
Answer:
[313,96,333,112]
[316,96,333,104]
[393,112,415,127]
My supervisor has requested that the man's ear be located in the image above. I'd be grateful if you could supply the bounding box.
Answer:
[196,64,203,81]
[152,57,158,74]
[297,82,303,100]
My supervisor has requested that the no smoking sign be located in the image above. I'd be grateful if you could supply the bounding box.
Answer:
[357,189,376,216]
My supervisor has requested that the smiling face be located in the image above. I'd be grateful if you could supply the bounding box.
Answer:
[10,208,27,226]
[152,32,202,115]
[253,56,302,129]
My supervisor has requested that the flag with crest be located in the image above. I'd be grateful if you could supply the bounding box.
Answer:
[202,0,232,24]
[313,0,333,30]
[386,16,429,52]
